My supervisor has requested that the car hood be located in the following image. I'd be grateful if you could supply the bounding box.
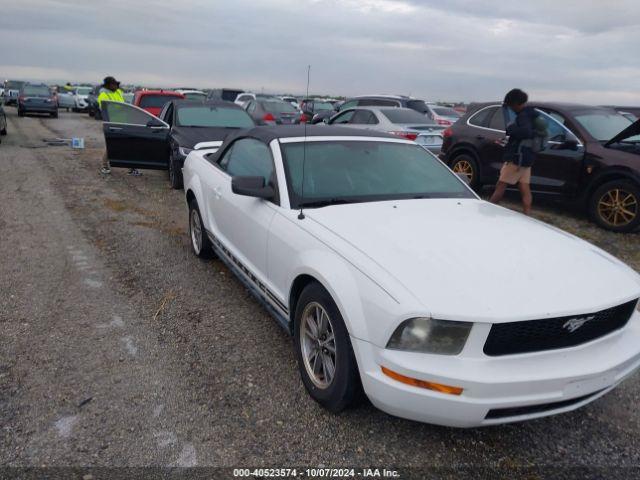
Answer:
[605,118,640,146]
[304,199,640,323]
[173,127,242,149]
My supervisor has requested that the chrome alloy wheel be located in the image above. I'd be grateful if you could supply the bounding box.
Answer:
[300,302,337,389]
[190,208,203,254]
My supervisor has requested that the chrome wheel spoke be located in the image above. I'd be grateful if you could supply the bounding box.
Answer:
[300,301,337,389]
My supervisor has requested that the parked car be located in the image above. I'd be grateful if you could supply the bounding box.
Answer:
[207,88,245,103]
[300,98,335,123]
[175,89,207,101]
[133,90,185,117]
[18,83,58,118]
[245,97,302,125]
[100,99,255,189]
[425,104,462,126]
[56,88,76,112]
[328,107,445,153]
[181,124,640,427]
[338,95,431,115]
[0,103,7,141]
[280,96,300,110]
[73,86,93,111]
[3,80,25,106]
[441,102,640,232]
[234,93,273,108]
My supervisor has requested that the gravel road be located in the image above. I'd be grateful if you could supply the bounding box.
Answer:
[1,108,639,478]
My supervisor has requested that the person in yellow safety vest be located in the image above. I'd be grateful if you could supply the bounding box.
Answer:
[99,76,141,176]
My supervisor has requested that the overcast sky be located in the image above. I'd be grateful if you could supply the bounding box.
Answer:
[1,0,639,103]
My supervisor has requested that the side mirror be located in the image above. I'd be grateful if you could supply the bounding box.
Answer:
[562,138,579,150]
[232,176,274,200]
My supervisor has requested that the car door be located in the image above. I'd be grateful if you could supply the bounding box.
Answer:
[102,101,170,169]
[528,110,585,195]
[208,138,278,280]
[328,109,356,125]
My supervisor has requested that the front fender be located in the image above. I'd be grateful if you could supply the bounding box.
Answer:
[287,251,405,345]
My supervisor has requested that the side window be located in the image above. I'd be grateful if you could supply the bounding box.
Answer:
[351,110,375,124]
[223,139,274,185]
[364,111,379,124]
[102,101,156,125]
[246,101,256,113]
[330,110,355,124]
[218,146,234,170]
[488,108,505,131]
[468,106,499,128]
[536,110,580,144]
[359,99,398,107]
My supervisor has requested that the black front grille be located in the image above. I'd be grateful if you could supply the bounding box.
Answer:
[484,299,638,356]
[485,389,605,420]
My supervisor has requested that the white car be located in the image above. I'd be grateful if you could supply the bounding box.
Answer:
[182,125,640,427]
[175,89,207,101]
[73,86,92,111]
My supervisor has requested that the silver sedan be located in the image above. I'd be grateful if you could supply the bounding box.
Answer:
[327,106,446,153]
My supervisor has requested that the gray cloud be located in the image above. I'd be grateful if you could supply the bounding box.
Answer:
[1,0,639,104]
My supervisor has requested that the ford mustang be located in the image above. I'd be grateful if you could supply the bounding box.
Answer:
[182,125,640,427]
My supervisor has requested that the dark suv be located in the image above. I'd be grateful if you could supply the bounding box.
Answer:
[441,102,640,232]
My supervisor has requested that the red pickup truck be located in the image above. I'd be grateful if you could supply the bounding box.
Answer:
[133,90,185,116]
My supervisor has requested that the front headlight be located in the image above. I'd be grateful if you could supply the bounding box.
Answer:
[178,146,193,157]
[386,317,472,355]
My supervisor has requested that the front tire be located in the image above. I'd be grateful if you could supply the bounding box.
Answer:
[188,199,213,258]
[294,282,362,413]
[169,152,184,190]
[450,153,480,189]
[589,180,640,233]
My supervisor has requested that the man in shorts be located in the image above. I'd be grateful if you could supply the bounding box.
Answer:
[489,88,544,215]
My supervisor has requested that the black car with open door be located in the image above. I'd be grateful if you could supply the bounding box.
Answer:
[101,100,255,189]
[440,102,640,232]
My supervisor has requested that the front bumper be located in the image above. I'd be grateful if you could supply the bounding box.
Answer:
[20,103,57,113]
[352,310,640,427]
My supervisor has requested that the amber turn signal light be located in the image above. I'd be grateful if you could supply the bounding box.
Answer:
[381,366,463,396]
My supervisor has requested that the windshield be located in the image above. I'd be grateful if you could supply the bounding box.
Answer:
[575,112,640,142]
[432,107,460,117]
[406,100,429,113]
[281,141,474,208]
[23,85,51,96]
[183,92,206,101]
[139,95,180,109]
[75,87,92,95]
[261,100,297,113]
[381,109,434,124]
[176,105,254,128]
[5,81,24,90]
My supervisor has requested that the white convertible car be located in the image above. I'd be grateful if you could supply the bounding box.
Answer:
[183,125,640,427]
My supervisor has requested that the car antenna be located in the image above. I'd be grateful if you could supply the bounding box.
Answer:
[298,64,311,220]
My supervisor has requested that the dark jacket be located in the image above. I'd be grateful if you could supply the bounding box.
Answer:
[504,106,541,167]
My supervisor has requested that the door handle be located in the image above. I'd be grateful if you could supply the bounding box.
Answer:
[108,126,123,131]
[475,135,485,140]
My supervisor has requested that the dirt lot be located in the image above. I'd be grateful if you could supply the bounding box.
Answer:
[1,108,639,477]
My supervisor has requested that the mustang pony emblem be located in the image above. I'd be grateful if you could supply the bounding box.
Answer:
[563,315,596,333]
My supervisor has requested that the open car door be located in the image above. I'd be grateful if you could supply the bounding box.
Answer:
[102,101,169,169]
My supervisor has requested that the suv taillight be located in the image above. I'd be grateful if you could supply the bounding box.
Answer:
[263,113,276,122]
[442,127,453,138]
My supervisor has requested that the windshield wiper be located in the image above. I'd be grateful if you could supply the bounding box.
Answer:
[298,198,359,208]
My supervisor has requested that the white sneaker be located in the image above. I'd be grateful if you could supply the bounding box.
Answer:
[100,167,111,174]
